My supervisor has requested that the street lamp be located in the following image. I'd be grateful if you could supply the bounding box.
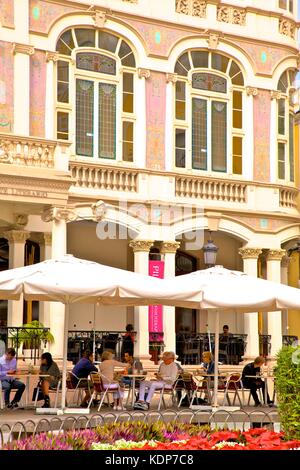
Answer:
[203,231,218,268]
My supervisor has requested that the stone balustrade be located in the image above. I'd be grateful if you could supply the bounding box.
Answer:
[175,175,247,203]
[279,187,299,209]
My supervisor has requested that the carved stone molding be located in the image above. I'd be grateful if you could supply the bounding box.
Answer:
[13,214,28,227]
[3,230,30,244]
[238,248,262,260]
[0,143,13,164]
[93,11,106,28]
[12,43,35,55]
[217,6,246,26]
[166,73,178,84]
[129,240,154,253]
[42,207,78,223]
[138,68,151,79]
[271,90,283,100]
[266,249,286,261]
[175,0,207,18]
[46,51,59,63]
[279,18,296,39]
[246,87,258,97]
[206,32,220,49]
[91,200,107,222]
[34,232,52,246]
[281,255,291,269]
[160,241,181,254]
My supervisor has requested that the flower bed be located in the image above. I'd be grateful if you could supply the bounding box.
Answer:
[3,422,300,451]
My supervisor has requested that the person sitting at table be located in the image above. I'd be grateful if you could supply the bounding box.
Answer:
[99,350,128,410]
[200,351,215,375]
[36,352,60,408]
[122,352,143,386]
[134,351,178,411]
[71,349,98,408]
[0,347,25,409]
[242,356,274,407]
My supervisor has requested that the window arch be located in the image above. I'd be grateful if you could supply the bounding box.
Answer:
[55,28,136,162]
[276,69,296,182]
[174,51,244,175]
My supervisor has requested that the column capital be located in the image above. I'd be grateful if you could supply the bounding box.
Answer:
[246,86,258,97]
[3,230,30,244]
[129,240,153,252]
[46,51,59,62]
[160,241,181,254]
[42,206,77,223]
[266,249,286,261]
[166,73,178,84]
[281,255,291,268]
[12,43,35,55]
[138,68,151,79]
[270,90,283,100]
[34,232,52,246]
[238,247,262,259]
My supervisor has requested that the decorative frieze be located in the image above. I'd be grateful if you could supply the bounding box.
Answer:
[239,248,262,260]
[246,87,258,97]
[279,18,296,39]
[160,241,181,254]
[42,207,78,223]
[12,43,35,55]
[217,6,246,26]
[138,68,151,79]
[13,214,28,227]
[0,135,55,168]
[129,240,154,253]
[175,0,207,18]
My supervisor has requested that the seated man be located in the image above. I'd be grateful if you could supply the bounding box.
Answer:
[122,351,143,386]
[242,356,273,407]
[0,347,25,409]
[71,349,98,407]
[134,351,178,411]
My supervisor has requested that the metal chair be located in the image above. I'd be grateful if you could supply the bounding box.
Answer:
[219,373,243,406]
[189,374,212,406]
[88,372,122,411]
[66,371,91,406]
[153,377,180,411]
[33,379,62,408]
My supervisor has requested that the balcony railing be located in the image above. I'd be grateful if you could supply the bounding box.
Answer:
[279,187,298,209]
[0,326,51,365]
[70,162,138,192]
[175,176,247,203]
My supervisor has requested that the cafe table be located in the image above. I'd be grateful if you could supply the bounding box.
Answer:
[244,374,276,405]
[124,372,147,409]
[14,373,50,409]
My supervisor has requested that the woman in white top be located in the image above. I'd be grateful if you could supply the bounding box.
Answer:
[134,351,178,411]
[99,351,128,410]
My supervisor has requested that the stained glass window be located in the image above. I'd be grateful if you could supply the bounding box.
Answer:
[278,142,285,179]
[176,81,186,120]
[57,61,69,103]
[75,29,95,47]
[76,53,116,75]
[211,101,227,172]
[98,83,116,159]
[229,62,244,86]
[192,98,207,170]
[123,73,134,113]
[233,91,242,129]
[278,72,288,93]
[57,112,69,140]
[192,73,227,93]
[56,30,74,56]
[76,79,94,157]
[191,51,208,68]
[233,136,242,175]
[175,128,186,168]
[122,121,134,162]
[99,32,119,52]
[118,41,136,67]
[278,98,285,135]
[289,113,294,182]
[212,53,229,73]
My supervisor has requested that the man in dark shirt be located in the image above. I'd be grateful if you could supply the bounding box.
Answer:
[71,350,98,407]
[242,356,273,406]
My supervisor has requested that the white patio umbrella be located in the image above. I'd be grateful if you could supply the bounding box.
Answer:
[161,265,300,407]
[0,254,201,410]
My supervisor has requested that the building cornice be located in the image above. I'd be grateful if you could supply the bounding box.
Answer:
[12,43,35,55]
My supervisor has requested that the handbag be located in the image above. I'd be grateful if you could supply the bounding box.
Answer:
[32,386,44,402]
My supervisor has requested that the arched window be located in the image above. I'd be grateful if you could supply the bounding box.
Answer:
[174,51,244,175]
[56,28,136,162]
[277,70,296,182]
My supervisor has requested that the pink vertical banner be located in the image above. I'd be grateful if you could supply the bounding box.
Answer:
[148,260,164,342]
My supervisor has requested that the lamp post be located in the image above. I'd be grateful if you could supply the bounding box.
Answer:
[203,231,218,268]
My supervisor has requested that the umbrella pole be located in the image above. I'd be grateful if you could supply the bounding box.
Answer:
[213,310,219,408]
[61,303,69,410]
[93,304,96,358]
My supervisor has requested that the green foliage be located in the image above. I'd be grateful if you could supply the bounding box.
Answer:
[274,346,300,440]
[10,320,54,349]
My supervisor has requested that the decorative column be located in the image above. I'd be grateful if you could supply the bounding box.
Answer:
[129,240,153,362]
[281,255,291,335]
[238,248,262,359]
[135,68,149,168]
[244,87,257,179]
[266,249,286,357]
[160,241,181,353]
[4,230,29,326]
[165,74,177,171]
[45,52,59,139]
[37,233,52,327]
[42,208,70,359]
[12,43,34,135]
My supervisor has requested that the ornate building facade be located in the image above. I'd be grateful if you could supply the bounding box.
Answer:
[0,0,299,361]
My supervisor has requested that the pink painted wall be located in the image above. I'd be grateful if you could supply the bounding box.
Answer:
[29,0,76,34]
[30,50,46,137]
[0,41,14,133]
[0,0,14,28]
[146,72,166,170]
[253,90,271,182]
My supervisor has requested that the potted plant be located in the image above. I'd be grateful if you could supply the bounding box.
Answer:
[10,320,54,363]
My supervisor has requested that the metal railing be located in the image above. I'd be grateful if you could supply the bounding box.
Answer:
[0,326,51,365]
[259,335,272,357]
[0,409,280,448]
[282,335,299,346]
[176,333,247,365]
[67,330,136,363]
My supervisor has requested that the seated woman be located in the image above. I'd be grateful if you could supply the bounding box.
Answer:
[134,351,178,411]
[99,350,128,410]
[200,351,215,375]
[38,352,60,408]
